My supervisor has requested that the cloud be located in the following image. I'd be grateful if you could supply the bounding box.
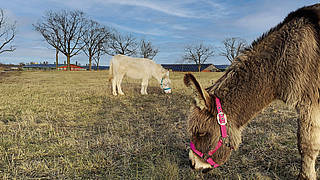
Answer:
[232,1,317,33]
[171,24,188,31]
[97,0,228,19]
[102,0,194,18]
[102,21,168,36]
[234,12,284,33]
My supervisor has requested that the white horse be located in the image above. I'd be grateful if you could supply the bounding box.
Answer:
[109,55,171,95]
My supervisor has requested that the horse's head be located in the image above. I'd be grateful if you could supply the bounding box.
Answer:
[161,70,172,93]
[184,73,240,173]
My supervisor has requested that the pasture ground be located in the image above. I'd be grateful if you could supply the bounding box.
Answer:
[0,71,318,179]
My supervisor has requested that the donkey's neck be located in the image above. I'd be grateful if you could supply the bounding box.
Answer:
[209,57,276,128]
[153,73,162,84]
[152,68,164,84]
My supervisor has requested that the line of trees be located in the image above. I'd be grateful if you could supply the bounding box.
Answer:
[0,8,248,71]
[183,38,247,72]
[33,10,160,71]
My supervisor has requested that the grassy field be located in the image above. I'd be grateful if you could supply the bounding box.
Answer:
[0,70,318,179]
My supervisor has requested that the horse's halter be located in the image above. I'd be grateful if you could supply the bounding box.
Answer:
[190,97,229,168]
[161,78,171,91]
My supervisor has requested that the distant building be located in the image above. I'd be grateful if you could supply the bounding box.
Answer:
[161,64,228,72]
[23,64,58,70]
[82,65,109,70]
[57,64,86,71]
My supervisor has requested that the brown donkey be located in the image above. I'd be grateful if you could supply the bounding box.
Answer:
[185,4,320,180]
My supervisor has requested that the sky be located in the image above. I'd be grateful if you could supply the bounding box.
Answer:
[0,0,319,66]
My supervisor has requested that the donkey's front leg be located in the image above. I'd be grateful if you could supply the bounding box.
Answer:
[116,74,125,95]
[112,77,117,96]
[141,78,149,95]
[298,107,320,180]
[299,150,318,180]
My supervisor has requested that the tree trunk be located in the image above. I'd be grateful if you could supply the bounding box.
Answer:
[55,48,59,70]
[67,55,71,71]
[198,64,201,72]
[89,55,92,71]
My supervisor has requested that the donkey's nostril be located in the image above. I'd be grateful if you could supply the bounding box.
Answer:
[202,168,212,173]
[189,160,195,169]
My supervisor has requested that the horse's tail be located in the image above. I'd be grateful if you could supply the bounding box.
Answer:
[108,57,114,82]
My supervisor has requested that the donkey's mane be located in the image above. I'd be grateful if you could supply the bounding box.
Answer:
[206,58,243,97]
[250,4,320,50]
[208,3,320,100]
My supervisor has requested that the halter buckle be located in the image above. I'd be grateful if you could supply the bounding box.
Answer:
[217,112,227,125]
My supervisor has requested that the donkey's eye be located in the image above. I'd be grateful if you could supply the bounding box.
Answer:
[198,132,207,137]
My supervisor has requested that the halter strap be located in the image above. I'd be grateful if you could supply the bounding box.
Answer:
[215,97,228,138]
[190,141,220,168]
[161,78,171,91]
[161,78,163,88]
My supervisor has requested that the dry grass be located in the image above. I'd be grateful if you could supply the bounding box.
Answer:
[0,70,318,179]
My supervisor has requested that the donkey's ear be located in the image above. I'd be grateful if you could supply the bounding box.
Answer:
[184,73,211,110]
[162,69,169,77]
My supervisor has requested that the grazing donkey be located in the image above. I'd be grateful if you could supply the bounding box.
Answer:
[109,54,171,95]
[185,4,320,180]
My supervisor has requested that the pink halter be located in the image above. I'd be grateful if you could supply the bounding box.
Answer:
[190,97,228,168]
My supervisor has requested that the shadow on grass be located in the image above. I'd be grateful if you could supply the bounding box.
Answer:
[110,82,165,95]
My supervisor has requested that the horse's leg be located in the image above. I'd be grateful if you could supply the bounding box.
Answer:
[141,78,149,95]
[297,105,320,180]
[117,74,125,95]
[112,76,117,96]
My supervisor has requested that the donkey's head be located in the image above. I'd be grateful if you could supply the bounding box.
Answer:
[184,73,240,173]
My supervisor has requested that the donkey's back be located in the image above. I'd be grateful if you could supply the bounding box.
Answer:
[110,54,157,80]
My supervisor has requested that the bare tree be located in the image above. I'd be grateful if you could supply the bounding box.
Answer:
[93,43,105,71]
[139,39,159,59]
[0,9,16,54]
[33,10,87,70]
[104,30,137,56]
[82,20,110,71]
[183,43,215,72]
[220,37,247,63]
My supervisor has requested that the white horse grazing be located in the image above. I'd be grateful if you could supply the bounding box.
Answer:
[109,55,171,95]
